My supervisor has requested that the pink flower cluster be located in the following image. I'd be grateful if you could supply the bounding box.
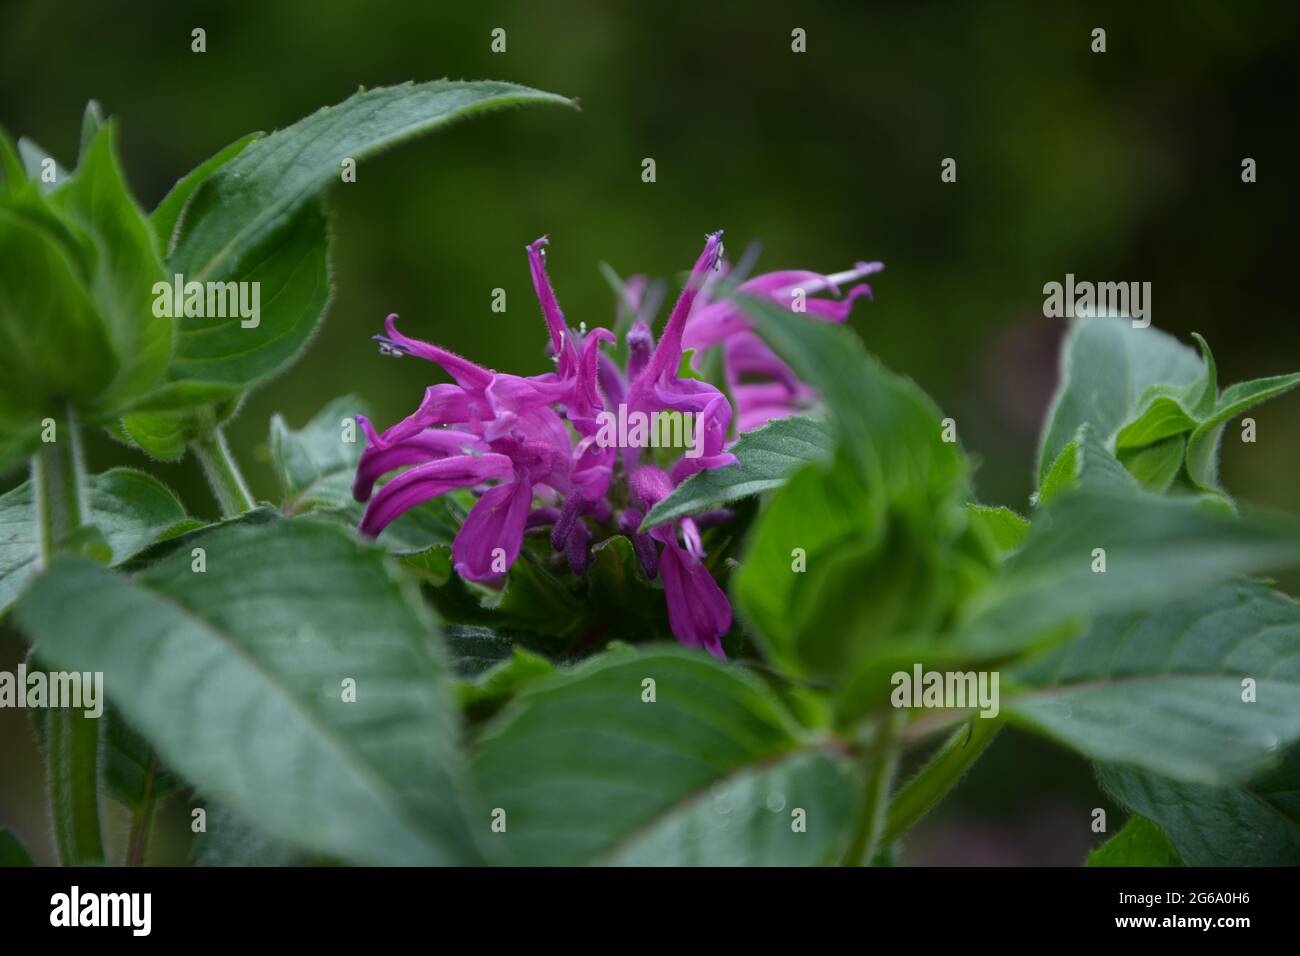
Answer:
[354,233,879,658]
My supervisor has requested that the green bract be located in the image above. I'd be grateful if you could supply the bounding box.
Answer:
[0,116,170,467]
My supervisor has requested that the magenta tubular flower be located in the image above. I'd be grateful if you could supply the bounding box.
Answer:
[355,232,747,656]
[628,465,731,659]
[683,259,883,429]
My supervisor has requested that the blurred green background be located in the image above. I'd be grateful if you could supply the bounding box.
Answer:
[2,0,1298,864]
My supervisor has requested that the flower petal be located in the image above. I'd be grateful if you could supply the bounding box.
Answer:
[452,479,535,581]
[803,283,873,323]
[632,231,724,391]
[659,539,731,659]
[379,314,493,390]
[353,422,487,502]
[527,236,580,376]
[359,453,513,537]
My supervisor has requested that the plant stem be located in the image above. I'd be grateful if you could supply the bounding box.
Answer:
[192,427,254,517]
[126,751,159,866]
[33,409,105,865]
[882,716,1003,843]
[840,712,905,866]
[47,706,105,865]
[31,415,87,567]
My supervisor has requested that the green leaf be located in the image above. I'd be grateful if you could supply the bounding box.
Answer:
[116,405,210,462]
[954,488,1300,662]
[1007,579,1300,784]
[965,504,1030,555]
[0,200,111,455]
[146,81,574,411]
[17,137,66,192]
[169,198,332,388]
[1,467,196,617]
[29,677,179,820]
[119,198,332,456]
[605,750,853,866]
[1037,425,1141,507]
[446,624,529,678]
[470,647,854,865]
[1085,816,1183,867]
[739,296,967,518]
[53,122,172,417]
[0,827,35,866]
[641,415,833,530]
[15,518,483,865]
[456,647,557,725]
[443,623,569,679]
[1188,332,1219,417]
[190,803,315,866]
[1186,371,1300,491]
[733,456,883,676]
[1117,435,1185,493]
[150,132,261,256]
[116,505,277,571]
[0,128,24,192]
[173,80,572,291]
[1073,425,1141,492]
[1037,318,1204,485]
[582,534,672,642]
[78,101,105,165]
[464,548,592,639]
[1098,745,1300,866]
[1114,396,1197,450]
[0,120,175,463]
[1036,440,1079,506]
[269,395,368,512]
[731,300,970,682]
[103,706,178,810]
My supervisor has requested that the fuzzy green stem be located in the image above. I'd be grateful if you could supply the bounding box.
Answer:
[33,410,105,865]
[125,751,160,866]
[47,707,105,865]
[840,712,905,867]
[192,428,254,517]
[31,417,87,567]
[883,716,1002,843]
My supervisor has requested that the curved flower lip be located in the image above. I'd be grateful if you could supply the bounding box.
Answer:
[658,537,731,659]
[376,313,493,390]
[629,231,724,397]
[667,391,739,485]
[376,313,573,431]
[482,374,572,436]
[364,384,478,450]
[682,261,884,352]
[624,464,731,657]
[453,478,534,581]
[737,262,883,298]
[353,416,488,502]
[358,452,514,537]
